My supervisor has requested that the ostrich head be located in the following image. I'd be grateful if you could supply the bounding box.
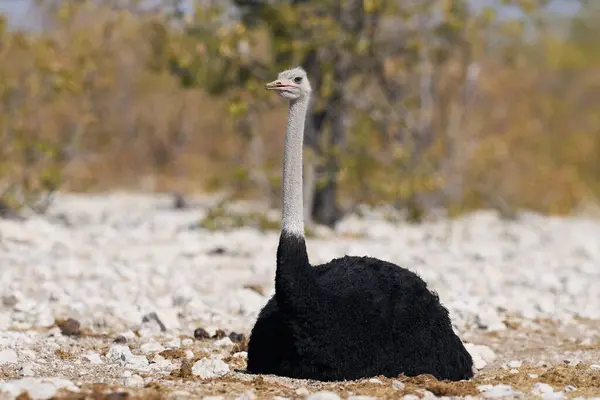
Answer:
[265,67,311,101]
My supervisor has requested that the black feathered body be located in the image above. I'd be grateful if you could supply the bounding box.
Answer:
[246,233,474,382]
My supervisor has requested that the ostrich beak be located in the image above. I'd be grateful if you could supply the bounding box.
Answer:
[265,80,295,90]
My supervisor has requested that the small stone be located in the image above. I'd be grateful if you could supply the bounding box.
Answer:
[400,396,420,400]
[140,341,164,354]
[541,393,564,400]
[482,384,522,399]
[0,349,18,365]
[202,397,224,400]
[19,363,35,377]
[529,373,539,379]
[121,370,132,378]
[507,360,522,368]
[348,396,376,400]
[236,390,256,400]
[564,385,576,392]
[184,349,194,359]
[295,387,310,396]
[531,382,554,395]
[509,368,519,374]
[590,364,600,370]
[56,318,81,336]
[165,338,181,349]
[124,374,144,388]
[0,378,79,399]
[228,332,246,343]
[214,337,234,347]
[191,357,230,379]
[478,385,494,392]
[392,380,405,390]
[232,351,247,359]
[194,328,210,339]
[306,391,341,400]
[141,312,166,332]
[84,352,103,365]
[212,329,227,339]
[182,338,194,346]
[368,378,382,384]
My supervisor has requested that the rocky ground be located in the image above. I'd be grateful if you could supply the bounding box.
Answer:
[0,192,599,400]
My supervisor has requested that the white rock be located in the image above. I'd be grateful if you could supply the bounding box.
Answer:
[140,341,164,354]
[564,385,577,392]
[590,364,600,370]
[368,378,382,384]
[214,337,234,347]
[348,396,376,400]
[306,391,341,400]
[509,368,519,374]
[184,349,194,360]
[232,351,247,359]
[529,373,539,378]
[124,374,145,388]
[105,344,133,364]
[105,343,148,370]
[542,393,564,400]
[0,377,79,400]
[531,382,554,395]
[191,357,230,379]
[392,380,405,390]
[165,338,181,349]
[481,384,522,398]
[464,343,488,370]
[19,363,35,377]
[83,351,103,365]
[202,397,225,400]
[507,360,522,368]
[0,349,18,365]
[236,390,256,400]
[296,387,310,396]
[182,338,194,346]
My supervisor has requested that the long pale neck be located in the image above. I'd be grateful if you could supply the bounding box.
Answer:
[281,97,309,237]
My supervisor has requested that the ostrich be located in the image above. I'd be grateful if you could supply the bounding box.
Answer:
[246,67,474,382]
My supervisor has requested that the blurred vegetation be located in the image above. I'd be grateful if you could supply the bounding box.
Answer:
[0,0,599,223]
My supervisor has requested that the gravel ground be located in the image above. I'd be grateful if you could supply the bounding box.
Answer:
[0,192,599,400]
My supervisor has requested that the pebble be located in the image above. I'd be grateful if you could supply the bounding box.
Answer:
[182,338,194,346]
[214,337,234,347]
[191,356,230,379]
[0,377,79,399]
[83,351,103,365]
[507,360,522,368]
[124,374,145,387]
[19,363,35,377]
[590,364,600,370]
[306,392,341,400]
[531,382,554,395]
[296,388,310,396]
[236,390,257,400]
[367,378,382,384]
[392,380,405,390]
[140,341,164,354]
[0,348,18,365]
[184,349,194,360]
[479,384,522,398]
[348,396,376,400]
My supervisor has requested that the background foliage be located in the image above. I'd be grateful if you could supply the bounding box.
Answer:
[0,0,598,224]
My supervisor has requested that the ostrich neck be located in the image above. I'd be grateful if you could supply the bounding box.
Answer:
[281,96,309,237]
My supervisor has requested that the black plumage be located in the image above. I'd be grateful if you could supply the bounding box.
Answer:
[246,232,474,381]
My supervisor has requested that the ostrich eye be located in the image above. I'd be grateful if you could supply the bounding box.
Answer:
[293,77,302,84]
